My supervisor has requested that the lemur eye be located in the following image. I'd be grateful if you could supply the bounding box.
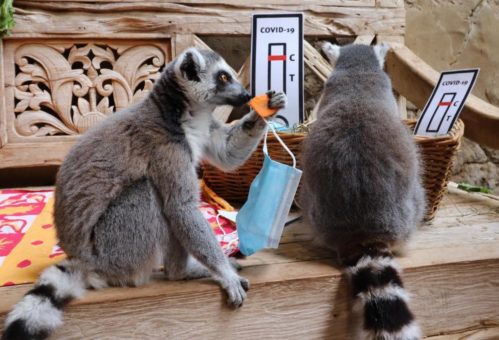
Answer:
[219,73,229,83]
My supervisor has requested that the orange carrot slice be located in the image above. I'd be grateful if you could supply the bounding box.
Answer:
[249,94,278,118]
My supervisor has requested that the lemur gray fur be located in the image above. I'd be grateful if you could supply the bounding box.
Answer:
[300,43,425,340]
[2,47,287,340]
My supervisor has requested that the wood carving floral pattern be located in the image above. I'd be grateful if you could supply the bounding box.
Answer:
[13,43,167,136]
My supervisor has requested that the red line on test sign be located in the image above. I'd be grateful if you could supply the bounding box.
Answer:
[438,101,452,106]
[267,55,286,61]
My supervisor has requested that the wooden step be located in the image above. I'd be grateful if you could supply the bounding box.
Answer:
[427,327,499,340]
[1,186,498,339]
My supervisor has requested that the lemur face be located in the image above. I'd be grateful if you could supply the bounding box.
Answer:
[174,48,251,107]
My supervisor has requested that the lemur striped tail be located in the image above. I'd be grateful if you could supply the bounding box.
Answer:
[2,260,87,340]
[344,249,421,340]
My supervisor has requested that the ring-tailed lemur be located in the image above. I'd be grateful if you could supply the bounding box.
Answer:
[2,48,287,340]
[300,43,425,340]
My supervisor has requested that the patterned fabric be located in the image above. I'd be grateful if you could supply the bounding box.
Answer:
[0,190,63,287]
[0,183,238,286]
[200,180,239,256]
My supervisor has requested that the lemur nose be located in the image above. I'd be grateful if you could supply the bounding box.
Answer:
[241,92,252,103]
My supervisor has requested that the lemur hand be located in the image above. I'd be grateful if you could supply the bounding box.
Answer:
[216,269,249,308]
[266,90,287,111]
[243,91,287,131]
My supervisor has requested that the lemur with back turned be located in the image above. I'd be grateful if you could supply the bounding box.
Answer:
[2,48,287,340]
[300,43,425,340]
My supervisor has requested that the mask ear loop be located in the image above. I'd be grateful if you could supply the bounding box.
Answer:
[263,119,297,168]
[263,118,303,211]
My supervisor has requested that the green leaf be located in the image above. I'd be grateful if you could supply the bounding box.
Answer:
[457,182,493,194]
[0,0,16,38]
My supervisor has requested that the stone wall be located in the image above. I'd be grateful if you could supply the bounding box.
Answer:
[405,0,499,193]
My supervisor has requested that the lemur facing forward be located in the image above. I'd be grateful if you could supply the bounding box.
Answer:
[2,48,287,340]
[300,43,425,340]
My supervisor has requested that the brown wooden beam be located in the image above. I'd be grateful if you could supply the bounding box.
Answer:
[10,3,404,38]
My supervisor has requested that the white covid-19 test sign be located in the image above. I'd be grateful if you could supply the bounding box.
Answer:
[251,13,304,127]
[414,69,479,136]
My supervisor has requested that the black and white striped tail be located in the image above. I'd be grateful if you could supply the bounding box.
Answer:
[2,261,86,340]
[345,250,421,340]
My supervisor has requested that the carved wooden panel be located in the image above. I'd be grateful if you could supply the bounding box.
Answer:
[1,0,406,169]
[3,40,170,143]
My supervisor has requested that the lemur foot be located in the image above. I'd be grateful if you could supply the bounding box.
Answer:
[165,257,211,280]
[266,90,287,110]
[229,257,242,271]
[183,263,211,280]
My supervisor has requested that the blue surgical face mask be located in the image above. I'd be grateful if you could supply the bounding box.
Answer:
[236,121,302,256]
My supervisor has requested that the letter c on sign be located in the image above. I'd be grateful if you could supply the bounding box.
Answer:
[453,101,460,107]
[289,54,295,61]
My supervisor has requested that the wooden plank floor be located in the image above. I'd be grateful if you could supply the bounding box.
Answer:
[1,186,498,339]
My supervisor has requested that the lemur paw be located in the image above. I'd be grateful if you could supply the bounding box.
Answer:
[219,273,249,308]
[266,90,287,110]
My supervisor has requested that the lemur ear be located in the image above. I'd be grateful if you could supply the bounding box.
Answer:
[373,43,390,68]
[176,48,206,82]
[322,42,341,67]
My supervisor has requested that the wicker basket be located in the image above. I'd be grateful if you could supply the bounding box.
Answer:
[202,132,305,202]
[410,119,464,219]
[202,119,464,220]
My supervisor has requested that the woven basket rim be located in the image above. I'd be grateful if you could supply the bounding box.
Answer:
[268,119,465,144]
[264,131,307,140]
[406,118,465,145]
